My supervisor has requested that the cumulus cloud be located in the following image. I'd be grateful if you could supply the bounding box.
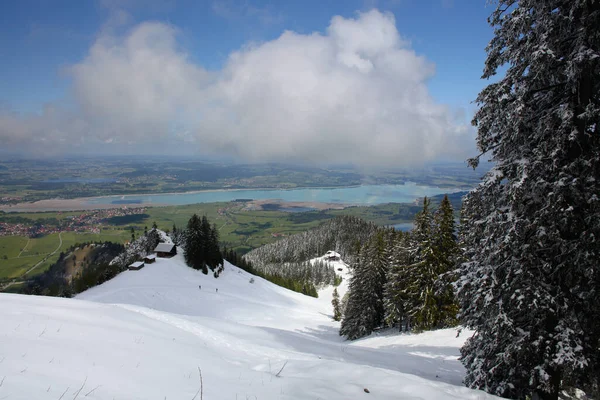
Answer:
[0,9,473,166]
[69,22,210,143]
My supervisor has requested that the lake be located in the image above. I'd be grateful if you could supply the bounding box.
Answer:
[392,222,415,232]
[84,183,463,207]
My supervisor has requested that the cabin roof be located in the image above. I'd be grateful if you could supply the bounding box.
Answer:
[154,243,176,253]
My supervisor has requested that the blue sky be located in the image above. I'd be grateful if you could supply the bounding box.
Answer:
[0,0,497,164]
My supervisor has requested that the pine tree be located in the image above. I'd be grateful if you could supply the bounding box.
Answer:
[200,216,211,271]
[210,223,224,277]
[332,288,342,321]
[182,215,224,277]
[184,214,208,274]
[457,1,600,399]
[145,227,161,254]
[431,195,459,327]
[340,232,388,340]
[401,198,439,331]
[383,232,411,331]
[171,225,180,246]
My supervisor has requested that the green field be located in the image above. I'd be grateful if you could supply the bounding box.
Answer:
[0,200,427,285]
[0,236,29,259]
[0,231,129,281]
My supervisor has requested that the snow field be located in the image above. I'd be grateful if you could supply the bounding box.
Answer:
[0,251,501,399]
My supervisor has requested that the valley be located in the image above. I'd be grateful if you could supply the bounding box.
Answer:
[0,194,462,288]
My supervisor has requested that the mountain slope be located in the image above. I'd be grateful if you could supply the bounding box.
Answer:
[0,252,502,399]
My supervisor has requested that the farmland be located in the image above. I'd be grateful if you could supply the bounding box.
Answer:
[0,231,129,282]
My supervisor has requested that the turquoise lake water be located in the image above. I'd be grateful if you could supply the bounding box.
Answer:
[392,222,415,232]
[84,183,463,207]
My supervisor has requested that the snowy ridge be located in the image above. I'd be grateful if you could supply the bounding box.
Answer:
[109,228,169,266]
[157,229,173,244]
[0,250,502,399]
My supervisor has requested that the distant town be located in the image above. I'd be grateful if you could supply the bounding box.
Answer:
[0,207,148,238]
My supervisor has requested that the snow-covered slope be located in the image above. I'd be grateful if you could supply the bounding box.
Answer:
[0,251,501,399]
[309,251,351,302]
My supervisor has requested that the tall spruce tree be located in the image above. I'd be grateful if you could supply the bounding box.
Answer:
[340,247,371,339]
[340,232,388,340]
[457,1,600,399]
[200,216,211,270]
[383,231,412,331]
[209,223,224,276]
[184,214,208,274]
[401,198,440,331]
[171,224,181,246]
[183,215,223,277]
[332,288,342,321]
[432,195,459,327]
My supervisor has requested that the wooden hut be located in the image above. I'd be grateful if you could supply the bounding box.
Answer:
[154,243,177,258]
[128,261,145,270]
[144,254,156,264]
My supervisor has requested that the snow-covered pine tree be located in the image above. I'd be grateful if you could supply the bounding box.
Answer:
[244,216,379,268]
[332,288,342,321]
[340,232,388,340]
[401,198,440,331]
[171,225,183,246]
[432,195,459,327]
[370,231,390,326]
[457,1,600,399]
[145,228,161,254]
[383,231,412,331]
[340,248,370,339]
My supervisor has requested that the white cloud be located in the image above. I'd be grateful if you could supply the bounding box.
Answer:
[0,9,473,166]
[69,22,211,143]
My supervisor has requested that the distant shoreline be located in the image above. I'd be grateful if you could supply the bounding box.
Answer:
[246,199,348,211]
[63,184,367,200]
[0,198,350,213]
[0,183,467,213]
[0,198,168,213]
